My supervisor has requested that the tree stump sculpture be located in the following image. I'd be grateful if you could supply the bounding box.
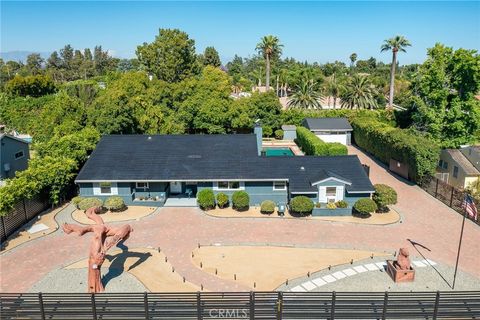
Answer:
[386,247,415,282]
[62,206,133,293]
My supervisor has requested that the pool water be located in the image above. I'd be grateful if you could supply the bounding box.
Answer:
[264,147,294,156]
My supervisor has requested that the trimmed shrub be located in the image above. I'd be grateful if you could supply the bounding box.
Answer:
[232,191,250,211]
[326,202,337,209]
[373,184,397,212]
[78,197,103,211]
[335,200,348,208]
[260,200,276,214]
[197,189,215,210]
[353,198,378,216]
[216,192,229,209]
[290,196,314,215]
[296,126,347,156]
[104,196,126,212]
[71,196,84,209]
[274,129,284,140]
[350,116,440,182]
[315,202,322,208]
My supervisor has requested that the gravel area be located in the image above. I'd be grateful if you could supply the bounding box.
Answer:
[279,257,480,292]
[29,267,147,293]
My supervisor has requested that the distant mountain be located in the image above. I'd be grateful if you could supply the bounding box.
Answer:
[0,51,51,62]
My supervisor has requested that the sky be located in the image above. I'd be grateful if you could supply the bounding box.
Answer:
[1,1,479,65]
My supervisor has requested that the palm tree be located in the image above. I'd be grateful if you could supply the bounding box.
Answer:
[381,35,411,108]
[287,79,323,109]
[349,53,357,68]
[256,35,283,91]
[323,74,344,108]
[340,75,379,109]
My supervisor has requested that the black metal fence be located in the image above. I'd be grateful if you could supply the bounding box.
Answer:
[1,291,479,319]
[0,195,50,242]
[420,176,480,226]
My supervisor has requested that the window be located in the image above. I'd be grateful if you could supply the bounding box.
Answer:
[100,182,112,194]
[14,150,24,159]
[442,161,448,169]
[136,182,149,190]
[215,181,243,190]
[438,160,443,168]
[453,166,459,178]
[273,181,286,191]
[326,187,336,203]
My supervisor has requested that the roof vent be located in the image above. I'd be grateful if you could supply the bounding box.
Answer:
[187,155,202,159]
[147,136,152,140]
[300,166,305,171]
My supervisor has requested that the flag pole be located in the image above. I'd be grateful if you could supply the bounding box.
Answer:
[452,210,467,290]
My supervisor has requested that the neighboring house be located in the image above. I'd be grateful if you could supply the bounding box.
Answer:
[75,128,374,212]
[436,146,480,190]
[0,134,30,183]
[302,118,353,145]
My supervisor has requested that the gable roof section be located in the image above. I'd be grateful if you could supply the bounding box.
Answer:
[76,135,374,193]
[302,118,353,131]
[310,170,352,186]
[0,133,30,145]
[445,149,480,176]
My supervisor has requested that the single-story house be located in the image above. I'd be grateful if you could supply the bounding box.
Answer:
[75,127,374,212]
[302,117,353,145]
[436,146,480,190]
[0,134,30,184]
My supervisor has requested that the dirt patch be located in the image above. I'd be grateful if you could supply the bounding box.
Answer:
[311,209,400,225]
[72,206,156,224]
[66,248,199,292]
[206,206,294,218]
[192,246,390,290]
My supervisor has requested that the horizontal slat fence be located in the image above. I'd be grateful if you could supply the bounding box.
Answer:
[1,291,479,319]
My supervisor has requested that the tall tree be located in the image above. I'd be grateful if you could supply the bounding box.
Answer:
[324,74,344,108]
[201,46,221,67]
[136,28,198,82]
[340,75,379,109]
[381,35,411,108]
[349,53,357,68]
[255,35,283,90]
[287,79,323,109]
[26,53,44,75]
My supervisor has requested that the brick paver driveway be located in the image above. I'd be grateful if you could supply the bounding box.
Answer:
[1,146,479,292]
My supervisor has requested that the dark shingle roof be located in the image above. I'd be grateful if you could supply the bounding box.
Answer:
[445,149,480,175]
[302,118,353,131]
[76,135,374,193]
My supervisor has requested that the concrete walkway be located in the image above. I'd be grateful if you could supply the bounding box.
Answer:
[1,146,479,292]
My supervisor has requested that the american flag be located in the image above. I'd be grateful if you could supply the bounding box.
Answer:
[462,194,478,220]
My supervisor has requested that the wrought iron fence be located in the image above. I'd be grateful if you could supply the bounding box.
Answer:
[420,176,480,226]
[1,291,479,319]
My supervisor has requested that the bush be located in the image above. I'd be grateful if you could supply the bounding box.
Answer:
[296,126,347,156]
[353,198,378,216]
[290,196,314,215]
[326,202,337,209]
[232,191,250,211]
[216,192,229,208]
[260,200,276,214]
[335,200,348,208]
[78,197,103,211]
[197,189,215,210]
[373,184,397,212]
[315,202,322,208]
[104,196,126,212]
[5,74,56,97]
[274,129,284,140]
[350,116,440,182]
[71,196,84,209]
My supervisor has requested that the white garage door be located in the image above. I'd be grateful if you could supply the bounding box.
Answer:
[316,133,348,145]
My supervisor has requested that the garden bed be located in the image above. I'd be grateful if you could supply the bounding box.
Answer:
[72,206,157,224]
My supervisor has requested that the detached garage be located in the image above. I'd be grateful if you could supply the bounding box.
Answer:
[302,117,353,146]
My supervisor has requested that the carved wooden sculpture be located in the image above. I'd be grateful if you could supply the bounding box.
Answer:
[386,247,415,282]
[62,207,133,293]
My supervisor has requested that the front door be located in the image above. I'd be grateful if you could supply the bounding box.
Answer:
[170,181,182,194]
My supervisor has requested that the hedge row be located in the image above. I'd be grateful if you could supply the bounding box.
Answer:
[350,116,439,182]
[295,126,348,156]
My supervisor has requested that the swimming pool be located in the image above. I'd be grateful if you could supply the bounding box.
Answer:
[264,147,294,156]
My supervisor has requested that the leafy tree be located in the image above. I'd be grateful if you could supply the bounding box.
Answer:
[341,75,379,109]
[323,74,344,108]
[5,74,56,97]
[136,28,199,82]
[201,46,221,67]
[287,78,323,109]
[381,35,411,108]
[256,35,283,90]
[25,53,44,75]
[349,53,357,68]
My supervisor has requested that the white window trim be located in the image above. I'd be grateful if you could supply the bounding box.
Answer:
[213,181,245,191]
[136,182,149,190]
[14,150,25,160]
[93,182,118,196]
[273,181,287,191]
[318,185,345,203]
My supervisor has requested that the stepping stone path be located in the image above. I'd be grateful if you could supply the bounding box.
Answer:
[288,259,438,291]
